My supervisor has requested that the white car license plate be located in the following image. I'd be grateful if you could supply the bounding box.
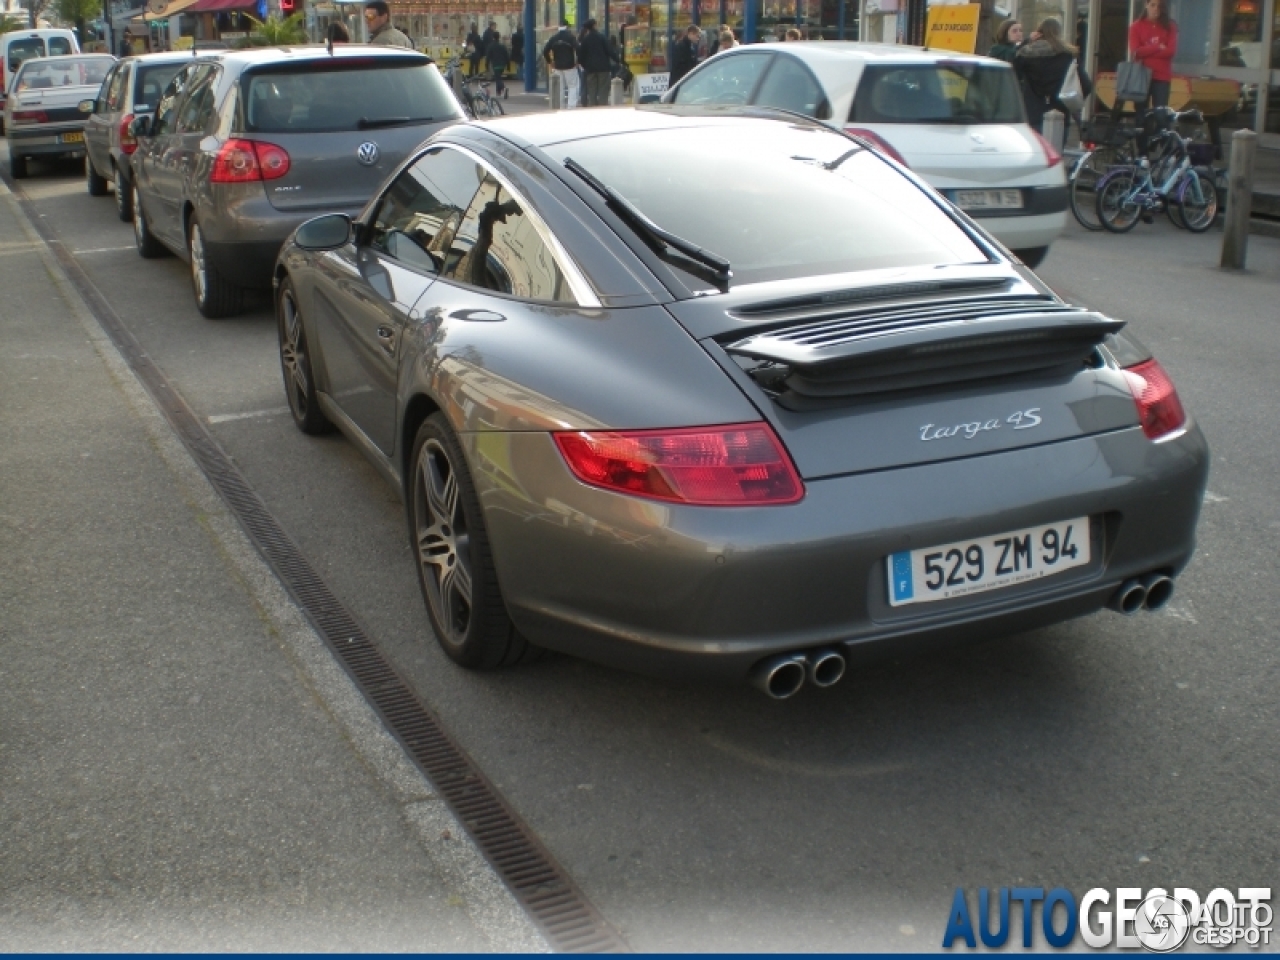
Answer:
[60,131,84,143]
[887,517,1090,607]
[955,189,1023,210]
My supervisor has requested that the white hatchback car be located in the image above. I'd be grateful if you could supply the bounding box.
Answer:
[664,43,1066,267]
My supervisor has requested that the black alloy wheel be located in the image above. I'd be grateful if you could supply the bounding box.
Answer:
[114,165,133,222]
[276,277,333,436]
[188,217,243,318]
[409,413,538,670]
[86,155,109,196]
[132,184,165,258]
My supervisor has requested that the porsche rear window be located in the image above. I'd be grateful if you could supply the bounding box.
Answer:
[546,123,988,286]
[850,63,1025,124]
[243,61,457,133]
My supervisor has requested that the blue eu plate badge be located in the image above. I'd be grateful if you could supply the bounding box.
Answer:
[891,552,914,604]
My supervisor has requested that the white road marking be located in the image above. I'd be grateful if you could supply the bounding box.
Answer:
[72,246,136,255]
[208,405,291,424]
[1203,491,1228,503]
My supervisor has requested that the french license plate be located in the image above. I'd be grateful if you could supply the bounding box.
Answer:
[887,517,1090,607]
[955,189,1023,210]
[60,131,84,143]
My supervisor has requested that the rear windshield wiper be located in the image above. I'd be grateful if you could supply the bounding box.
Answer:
[358,116,438,129]
[563,157,731,287]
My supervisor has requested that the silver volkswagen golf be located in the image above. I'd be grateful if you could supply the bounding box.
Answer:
[129,46,462,318]
[274,109,1209,698]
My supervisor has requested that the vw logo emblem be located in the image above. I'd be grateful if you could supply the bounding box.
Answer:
[357,142,380,166]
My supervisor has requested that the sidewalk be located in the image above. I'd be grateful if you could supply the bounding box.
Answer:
[0,182,543,950]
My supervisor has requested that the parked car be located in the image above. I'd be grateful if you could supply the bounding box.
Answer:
[82,52,190,221]
[128,46,462,318]
[272,108,1208,696]
[0,27,80,122]
[664,43,1067,267]
[4,53,114,179]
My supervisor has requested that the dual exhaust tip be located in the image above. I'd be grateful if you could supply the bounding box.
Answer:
[1107,571,1175,615]
[751,648,845,700]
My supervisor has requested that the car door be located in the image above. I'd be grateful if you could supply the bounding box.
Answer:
[749,53,831,119]
[135,63,201,247]
[666,51,773,106]
[85,61,125,175]
[311,145,484,454]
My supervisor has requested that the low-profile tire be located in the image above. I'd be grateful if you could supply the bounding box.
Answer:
[188,217,243,318]
[132,184,165,258]
[1012,246,1048,269]
[276,276,333,436]
[10,153,28,179]
[86,155,109,196]
[114,165,133,222]
[409,412,538,670]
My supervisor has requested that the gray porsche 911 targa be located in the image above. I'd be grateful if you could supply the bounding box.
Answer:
[273,107,1208,698]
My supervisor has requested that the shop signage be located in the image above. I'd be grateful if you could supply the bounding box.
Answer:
[632,71,668,103]
[924,3,980,53]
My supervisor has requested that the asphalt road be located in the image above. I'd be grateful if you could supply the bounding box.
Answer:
[5,146,1277,951]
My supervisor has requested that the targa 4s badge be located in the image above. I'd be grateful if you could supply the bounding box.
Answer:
[920,408,1042,442]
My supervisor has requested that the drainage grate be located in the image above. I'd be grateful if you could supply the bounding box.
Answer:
[14,184,628,954]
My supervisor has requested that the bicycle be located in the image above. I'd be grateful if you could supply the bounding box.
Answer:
[1068,122,1141,232]
[442,57,505,119]
[1094,110,1218,234]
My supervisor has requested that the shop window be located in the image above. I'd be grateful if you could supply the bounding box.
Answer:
[1217,0,1262,67]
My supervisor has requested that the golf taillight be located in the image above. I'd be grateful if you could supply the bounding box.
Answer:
[554,422,805,505]
[1032,129,1063,168]
[119,113,136,154]
[11,110,48,124]
[1123,359,1186,440]
[844,126,909,167]
[210,138,290,183]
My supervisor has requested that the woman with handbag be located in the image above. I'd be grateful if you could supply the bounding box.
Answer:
[1016,18,1088,136]
[1129,0,1177,111]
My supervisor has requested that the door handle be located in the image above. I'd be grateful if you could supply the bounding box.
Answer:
[449,308,506,323]
[376,325,396,353]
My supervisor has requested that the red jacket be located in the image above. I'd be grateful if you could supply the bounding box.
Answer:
[1129,18,1178,82]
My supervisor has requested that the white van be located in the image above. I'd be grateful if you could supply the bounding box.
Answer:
[0,28,80,117]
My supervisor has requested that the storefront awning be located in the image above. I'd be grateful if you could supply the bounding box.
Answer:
[144,0,202,21]
[185,0,258,13]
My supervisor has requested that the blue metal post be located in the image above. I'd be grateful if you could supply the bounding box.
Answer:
[576,0,585,27]
[837,0,845,38]
[744,0,756,41]
[524,0,537,91]
[666,0,674,65]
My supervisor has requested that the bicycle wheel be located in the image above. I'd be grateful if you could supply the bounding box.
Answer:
[1177,167,1219,233]
[1069,147,1122,231]
[1096,169,1143,233]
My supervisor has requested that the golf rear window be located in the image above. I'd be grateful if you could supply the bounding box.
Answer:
[135,63,185,110]
[851,63,1025,124]
[242,60,457,133]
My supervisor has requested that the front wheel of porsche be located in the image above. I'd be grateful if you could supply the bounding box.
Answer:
[408,413,536,670]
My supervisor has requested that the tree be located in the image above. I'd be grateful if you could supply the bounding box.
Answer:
[242,12,307,46]
[0,13,27,31]
[53,0,99,43]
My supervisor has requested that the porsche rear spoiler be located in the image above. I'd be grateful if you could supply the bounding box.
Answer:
[723,307,1125,404]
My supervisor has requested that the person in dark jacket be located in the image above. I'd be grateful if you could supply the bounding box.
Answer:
[465,23,484,74]
[1015,17,1089,134]
[578,19,617,106]
[542,21,581,109]
[988,18,1023,62]
[488,32,510,98]
[670,24,701,85]
[511,25,525,85]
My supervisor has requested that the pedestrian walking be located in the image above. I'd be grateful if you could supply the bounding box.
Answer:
[578,19,617,106]
[511,25,525,82]
[465,22,485,74]
[716,28,736,51]
[542,20,581,109]
[988,18,1023,62]
[1015,18,1088,135]
[1129,0,1177,112]
[363,0,412,47]
[670,24,701,84]
[487,32,510,98]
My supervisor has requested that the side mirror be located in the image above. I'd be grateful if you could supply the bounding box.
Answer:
[295,213,353,251]
[78,98,95,113]
[128,113,152,137]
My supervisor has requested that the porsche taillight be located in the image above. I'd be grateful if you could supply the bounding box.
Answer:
[119,112,137,154]
[209,138,290,183]
[554,422,804,506]
[1123,358,1187,440]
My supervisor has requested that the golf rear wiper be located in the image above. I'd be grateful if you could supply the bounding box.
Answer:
[358,116,437,129]
[563,157,731,287]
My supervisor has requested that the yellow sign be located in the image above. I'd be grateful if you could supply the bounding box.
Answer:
[924,4,980,54]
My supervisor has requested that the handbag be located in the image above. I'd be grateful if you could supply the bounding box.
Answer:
[1115,59,1152,103]
[1058,59,1084,114]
